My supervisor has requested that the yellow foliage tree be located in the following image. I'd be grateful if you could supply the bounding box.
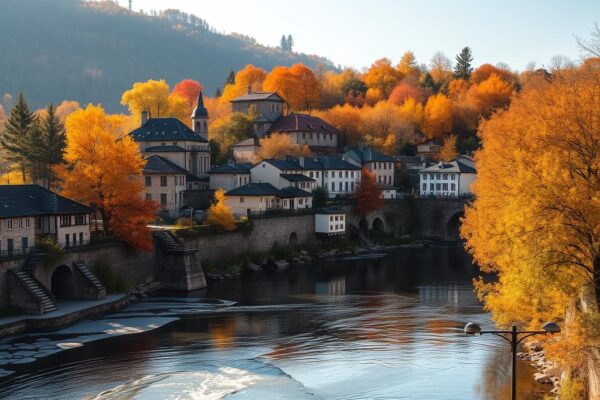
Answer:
[256,133,310,161]
[422,93,453,139]
[121,79,188,122]
[467,73,514,117]
[220,64,267,103]
[60,105,157,250]
[461,62,600,369]
[206,189,236,231]
[363,58,401,99]
[0,170,26,184]
[439,134,458,161]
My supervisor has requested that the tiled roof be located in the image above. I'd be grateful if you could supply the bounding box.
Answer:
[143,155,187,174]
[420,159,476,174]
[315,206,345,215]
[209,163,251,174]
[317,155,361,170]
[263,159,301,171]
[280,173,315,182]
[130,118,208,143]
[230,92,283,102]
[186,173,208,182]
[145,145,186,153]
[344,147,394,163]
[225,183,310,198]
[0,185,93,218]
[268,113,339,134]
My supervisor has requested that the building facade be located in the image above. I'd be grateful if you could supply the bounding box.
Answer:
[344,147,396,196]
[419,159,476,197]
[230,91,284,136]
[143,155,187,217]
[315,207,346,236]
[209,163,252,191]
[225,183,312,216]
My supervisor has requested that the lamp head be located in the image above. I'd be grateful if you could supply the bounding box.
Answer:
[542,322,560,334]
[464,322,482,335]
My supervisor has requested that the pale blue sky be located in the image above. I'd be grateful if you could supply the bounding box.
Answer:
[130,0,599,71]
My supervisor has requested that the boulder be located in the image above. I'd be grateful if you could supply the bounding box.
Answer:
[533,373,552,384]
[275,260,290,270]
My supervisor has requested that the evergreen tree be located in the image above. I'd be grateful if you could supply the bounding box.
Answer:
[214,87,223,97]
[1,92,35,180]
[280,35,288,51]
[225,70,235,86]
[287,34,294,52]
[419,72,438,92]
[454,47,473,80]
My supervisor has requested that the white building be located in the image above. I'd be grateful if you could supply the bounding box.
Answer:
[224,183,312,216]
[419,159,476,197]
[0,185,94,254]
[315,207,346,236]
[209,163,251,191]
[143,155,187,218]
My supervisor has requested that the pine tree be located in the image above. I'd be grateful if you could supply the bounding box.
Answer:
[1,92,35,180]
[287,34,294,52]
[225,70,235,86]
[454,47,473,80]
[280,35,288,51]
[214,87,223,97]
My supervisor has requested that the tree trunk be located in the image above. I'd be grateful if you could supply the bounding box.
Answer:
[594,255,600,309]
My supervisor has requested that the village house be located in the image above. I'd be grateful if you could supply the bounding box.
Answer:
[314,207,346,236]
[230,90,284,136]
[224,182,312,216]
[267,113,338,148]
[343,146,396,198]
[130,90,211,190]
[143,155,187,217]
[209,163,251,191]
[419,158,476,197]
[0,185,94,255]
[417,139,442,161]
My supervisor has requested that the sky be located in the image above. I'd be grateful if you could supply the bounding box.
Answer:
[128,0,599,71]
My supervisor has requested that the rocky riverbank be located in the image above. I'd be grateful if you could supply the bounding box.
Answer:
[518,341,561,397]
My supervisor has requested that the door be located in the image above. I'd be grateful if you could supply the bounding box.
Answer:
[21,237,28,254]
[7,239,13,256]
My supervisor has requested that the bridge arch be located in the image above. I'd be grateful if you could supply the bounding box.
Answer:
[446,211,465,241]
[51,265,75,299]
[288,232,299,247]
[372,217,385,233]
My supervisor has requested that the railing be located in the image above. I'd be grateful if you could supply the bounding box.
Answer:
[0,247,31,259]
[247,207,316,218]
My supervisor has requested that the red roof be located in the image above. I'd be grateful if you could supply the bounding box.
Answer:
[268,113,339,134]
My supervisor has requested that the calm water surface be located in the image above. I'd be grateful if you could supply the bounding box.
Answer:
[0,247,548,399]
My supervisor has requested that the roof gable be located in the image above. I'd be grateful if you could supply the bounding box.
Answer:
[268,113,340,134]
[230,92,283,103]
[0,185,93,218]
[144,155,188,174]
[130,118,208,143]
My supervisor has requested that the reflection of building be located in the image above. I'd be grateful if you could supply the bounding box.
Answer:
[419,159,476,197]
[315,276,346,296]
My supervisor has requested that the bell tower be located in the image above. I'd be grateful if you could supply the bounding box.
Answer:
[191,89,209,140]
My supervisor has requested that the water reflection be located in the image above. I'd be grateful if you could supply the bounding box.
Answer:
[0,247,548,399]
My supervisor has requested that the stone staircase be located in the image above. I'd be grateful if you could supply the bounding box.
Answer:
[155,230,206,291]
[21,248,46,274]
[9,270,57,314]
[73,261,106,299]
[155,230,197,253]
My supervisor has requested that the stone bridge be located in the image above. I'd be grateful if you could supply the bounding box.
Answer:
[343,197,471,241]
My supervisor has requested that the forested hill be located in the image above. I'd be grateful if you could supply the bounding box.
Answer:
[0,0,335,112]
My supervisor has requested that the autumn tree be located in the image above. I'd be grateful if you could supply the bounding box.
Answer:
[422,93,453,139]
[471,63,517,85]
[467,73,514,117]
[60,104,157,250]
[220,64,267,102]
[2,93,35,179]
[313,104,362,146]
[209,112,255,163]
[256,133,310,161]
[360,101,415,154]
[429,52,453,87]
[364,58,401,101]
[55,100,81,123]
[388,82,426,105]
[206,189,236,231]
[121,79,189,123]
[439,134,458,161]
[354,167,383,222]
[263,64,319,111]
[461,63,600,370]
[396,51,420,80]
[454,47,474,80]
[172,79,203,108]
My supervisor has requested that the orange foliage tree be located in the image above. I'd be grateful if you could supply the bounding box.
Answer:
[388,82,426,105]
[263,64,319,111]
[220,64,267,102]
[422,93,453,139]
[471,63,517,85]
[467,74,514,117]
[60,105,157,250]
[206,189,236,231]
[312,104,362,145]
[439,134,458,161]
[172,79,203,108]
[354,167,383,218]
[256,133,310,161]
[364,58,401,100]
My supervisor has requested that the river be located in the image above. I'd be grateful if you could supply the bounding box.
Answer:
[0,247,548,399]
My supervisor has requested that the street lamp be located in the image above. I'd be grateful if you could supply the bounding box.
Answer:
[464,322,560,400]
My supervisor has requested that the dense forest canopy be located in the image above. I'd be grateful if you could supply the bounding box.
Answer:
[0,0,335,112]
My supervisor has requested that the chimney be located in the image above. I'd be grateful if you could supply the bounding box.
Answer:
[141,110,149,126]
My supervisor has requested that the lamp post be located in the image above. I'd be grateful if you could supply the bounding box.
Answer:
[464,322,560,400]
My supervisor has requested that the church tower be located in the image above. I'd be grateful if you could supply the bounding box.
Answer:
[191,89,209,140]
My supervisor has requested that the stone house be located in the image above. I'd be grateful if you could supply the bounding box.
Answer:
[417,139,442,161]
[143,155,187,218]
[419,159,476,197]
[0,185,94,255]
[267,113,338,148]
[230,91,284,136]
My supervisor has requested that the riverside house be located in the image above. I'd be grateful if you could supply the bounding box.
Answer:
[343,146,397,198]
[224,183,312,216]
[419,159,477,197]
[0,185,94,256]
[143,155,187,217]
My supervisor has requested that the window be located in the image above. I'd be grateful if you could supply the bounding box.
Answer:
[340,215,344,221]
[240,197,245,203]
[75,215,85,225]
[330,216,334,221]
[351,171,354,178]
[429,174,434,180]
[17,218,23,229]
[79,232,84,244]
[160,176,167,187]
[65,234,69,247]
[324,171,328,178]
[442,183,448,190]
[451,174,456,180]
[345,171,349,178]
[145,193,152,201]
[423,183,427,191]
[339,171,342,178]
[436,183,441,190]
[443,174,448,180]
[331,182,336,191]
[309,171,313,178]
[25,218,30,228]
[299,198,303,205]
[335,215,339,221]
[73,233,76,246]
[423,174,427,180]
[451,183,456,191]
[345,182,348,191]
[160,194,167,207]
[6,219,12,230]
[430,183,434,191]
[60,215,71,227]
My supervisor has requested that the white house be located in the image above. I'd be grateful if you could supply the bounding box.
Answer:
[0,185,94,254]
[315,207,346,236]
[343,146,395,188]
[225,183,312,216]
[419,159,476,197]
[143,155,187,218]
[209,163,251,191]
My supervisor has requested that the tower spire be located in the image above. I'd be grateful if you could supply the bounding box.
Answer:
[191,88,209,139]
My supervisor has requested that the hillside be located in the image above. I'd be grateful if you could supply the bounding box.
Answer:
[0,0,335,112]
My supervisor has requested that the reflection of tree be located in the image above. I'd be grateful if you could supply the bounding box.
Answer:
[208,316,237,349]
[476,349,549,399]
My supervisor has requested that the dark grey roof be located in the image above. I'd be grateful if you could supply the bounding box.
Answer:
[263,159,301,171]
[262,156,359,171]
[130,118,208,143]
[0,185,94,218]
[344,147,394,163]
[226,183,310,198]
[144,155,187,174]
[191,90,208,118]
[317,155,361,170]
[280,173,315,182]
[315,206,345,215]
[230,92,283,102]
[145,145,186,153]
[186,173,209,182]
[209,163,251,175]
[457,160,476,173]
[394,155,422,164]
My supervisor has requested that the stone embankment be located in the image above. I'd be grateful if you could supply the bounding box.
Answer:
[518,341,561,397]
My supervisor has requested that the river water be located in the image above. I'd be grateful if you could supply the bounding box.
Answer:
[0,247,548,399]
